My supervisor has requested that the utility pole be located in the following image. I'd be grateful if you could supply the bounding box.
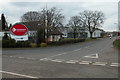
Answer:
[45,3,48,43]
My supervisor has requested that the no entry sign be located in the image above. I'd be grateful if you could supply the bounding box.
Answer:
[10,23,28,36]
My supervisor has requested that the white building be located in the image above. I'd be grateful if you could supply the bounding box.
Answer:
[86,29,104,38]
[62,27,104,38]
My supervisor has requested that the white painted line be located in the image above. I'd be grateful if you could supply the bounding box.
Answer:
[66,61,76,64]
[110,63,119,67]
[74,48,81,51]
[40,58,45,61]
[66,60,78,64]
[50,52,67,57]
[79,61,92,64]
[92,62,107,66]
[84,53,99,58]
[0,71,38,79]
[10,56,13,58]
[40,58,52,61]
[10,56,15,58]
[50,59,64,62]
[18,57,24,59]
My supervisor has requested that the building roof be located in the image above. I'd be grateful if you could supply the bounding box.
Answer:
[48,29,63,35]
[20,21,63,35]
[20,21,44,31]
[95,28,105,32]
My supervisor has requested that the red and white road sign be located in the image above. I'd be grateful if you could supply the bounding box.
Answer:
[10,23,28,36]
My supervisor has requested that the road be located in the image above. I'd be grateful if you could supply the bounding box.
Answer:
[1,37,119,78]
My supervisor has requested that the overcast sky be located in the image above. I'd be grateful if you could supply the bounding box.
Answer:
[0,0,119,31]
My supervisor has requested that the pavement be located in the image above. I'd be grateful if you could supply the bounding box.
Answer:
[1,37,119,78]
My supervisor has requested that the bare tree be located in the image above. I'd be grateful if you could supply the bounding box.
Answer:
[40,7,64,41]
[20,7,64,43]
[20,7,64,28]
[21,11,41,22]
[67,16,83,39]
[40,7,64,29]
[79,10,105,38]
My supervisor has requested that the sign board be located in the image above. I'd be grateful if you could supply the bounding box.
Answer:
[10,23,28,36]
[10,34,28,41]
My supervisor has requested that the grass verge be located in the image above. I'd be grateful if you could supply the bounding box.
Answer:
[113,39,120,49]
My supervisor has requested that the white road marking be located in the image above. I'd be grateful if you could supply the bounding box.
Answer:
[0,71,38,79]
[74,48,81,51]
[84,53,99,58]
[50,52,68,57]
[79,61,92,64]
[110,63,119,67]
[18,57,24,59]
[66,60,78,64]
[50,59,64,62]
[10,56,15,58]
[92,62,107,66]
[40,58,52,61]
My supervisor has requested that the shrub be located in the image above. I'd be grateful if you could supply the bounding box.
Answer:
[2,38,16,48]
[40,43,47,47]
[48,38,85,46]
[16,41,31,48]
[31,43,37,48]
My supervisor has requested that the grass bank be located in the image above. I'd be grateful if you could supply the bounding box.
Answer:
[113,38,120,49]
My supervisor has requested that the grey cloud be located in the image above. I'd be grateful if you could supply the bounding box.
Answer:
[0,2,118,31]
[10,2,41,7]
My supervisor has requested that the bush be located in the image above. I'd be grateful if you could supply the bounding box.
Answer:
[16,41,31,48]
[2,38,16,48]
[113,39,120,49]
[40,43,47,47]
[31,43,37,48]
[48,38,85,46]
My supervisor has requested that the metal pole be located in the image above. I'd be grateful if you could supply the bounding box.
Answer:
[45,3,48,43]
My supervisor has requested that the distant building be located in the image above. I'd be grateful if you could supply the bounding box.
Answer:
[101,31,120,38]
[48,29,63,41]
[66,27,104,38]
[21,21,63,42]
[86,28,104,38]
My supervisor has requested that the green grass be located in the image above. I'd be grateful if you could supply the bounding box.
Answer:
[113,40,120,49]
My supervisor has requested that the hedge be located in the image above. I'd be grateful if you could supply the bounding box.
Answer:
[2,39,31,48]
[16,41,31,48]
[48,38,85,46]
[2,38,16,48]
